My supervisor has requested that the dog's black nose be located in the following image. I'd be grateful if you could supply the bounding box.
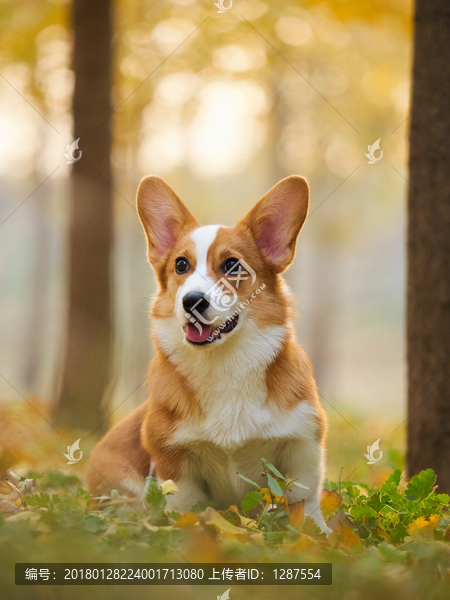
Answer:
[183,292,210,314]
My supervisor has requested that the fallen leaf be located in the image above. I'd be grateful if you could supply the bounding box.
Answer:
[173,512,199,528]
[6,511,41,531]
[290,533,321,552]
[224,506,241,527]
[326,506,354,531]
[321,489,342,517]
[407,515,439,542]
[203,507,248,536]
[328,521,362,548]
[288,500,305,527]
[239,515,256,528]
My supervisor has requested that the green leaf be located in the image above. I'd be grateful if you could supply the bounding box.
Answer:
[267,473,283,497]
[351,503,378,522]
[261,458,284,480]
[292,480,309,490]
[381,469,402,496]
[322,478,333,491]
[366,491,390,513]
[84,515,107,533]
[191,500,216,514]
[341,483,361,502]
[145,477,166,516]
[436,494,450,505]
[405,469,436,501]
[237,474,260,489]
[378,542,406,563]
[24,492,50,508]
[389,522,408,544]
[437,517,450,532]
[167,511,181,521]
[241,491,264,513]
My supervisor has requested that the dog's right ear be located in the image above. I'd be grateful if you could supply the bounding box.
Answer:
[136,176,199,269]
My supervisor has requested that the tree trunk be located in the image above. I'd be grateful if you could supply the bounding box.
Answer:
[23,181,51,392]
[53,0,114,430]
[407,0,450,491]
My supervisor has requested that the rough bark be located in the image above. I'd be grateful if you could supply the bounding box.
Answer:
[53,0,114,430]
[407,0,450,491]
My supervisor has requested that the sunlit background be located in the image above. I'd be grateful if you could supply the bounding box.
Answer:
[0,0,411,440]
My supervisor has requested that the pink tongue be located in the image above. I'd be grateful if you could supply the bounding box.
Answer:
[186,322,213,343]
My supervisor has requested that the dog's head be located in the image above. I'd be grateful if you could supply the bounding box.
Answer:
[137,176,309,351]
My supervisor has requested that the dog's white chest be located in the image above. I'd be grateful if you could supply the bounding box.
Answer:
[173,371,272,447]
[169,386,319,508]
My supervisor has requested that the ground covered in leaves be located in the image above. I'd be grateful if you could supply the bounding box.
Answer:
[1,459,450,600]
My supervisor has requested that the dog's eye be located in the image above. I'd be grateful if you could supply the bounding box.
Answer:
[223,258,240,274]
[175,257,189,274]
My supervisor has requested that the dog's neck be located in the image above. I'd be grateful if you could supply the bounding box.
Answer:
[153,316,291,407]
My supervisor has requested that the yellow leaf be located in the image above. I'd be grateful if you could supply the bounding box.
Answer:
[160,480,179,495]
[288,500,305,528]
[239,515,256,528]
[407,515,439,542]
[290,533,319,552]
[329,521,361,548]
[174,512,199,528]
[320,489,342,517]
[203,507,248,536]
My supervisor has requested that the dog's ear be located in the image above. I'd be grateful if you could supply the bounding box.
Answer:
[137,176,199,268]
[239,176,309,273]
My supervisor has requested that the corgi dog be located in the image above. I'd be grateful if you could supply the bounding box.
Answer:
[87,175,330,533]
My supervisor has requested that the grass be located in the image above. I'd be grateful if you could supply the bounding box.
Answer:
[1,402,450,600]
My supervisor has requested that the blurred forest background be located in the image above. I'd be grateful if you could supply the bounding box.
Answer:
[0,0,411,433]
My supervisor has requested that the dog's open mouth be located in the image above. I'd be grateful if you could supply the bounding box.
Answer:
[185,313,239,345]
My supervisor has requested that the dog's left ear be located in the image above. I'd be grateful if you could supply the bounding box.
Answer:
[239,175,309,273]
